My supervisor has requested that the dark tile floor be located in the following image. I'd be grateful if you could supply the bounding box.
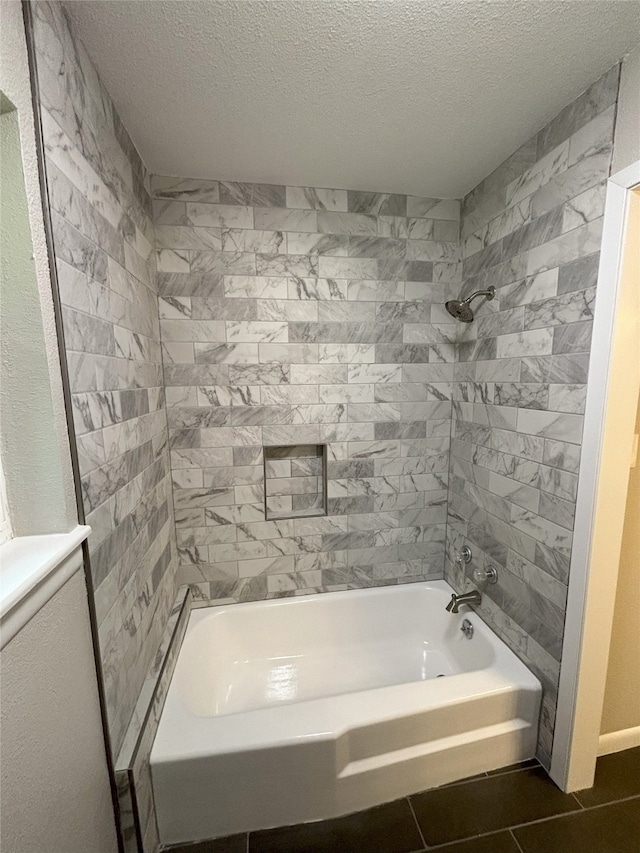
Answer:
[164,746,640,853]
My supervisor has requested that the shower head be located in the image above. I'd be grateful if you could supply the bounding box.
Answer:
[445,286,495,323]
[445,300,475,322]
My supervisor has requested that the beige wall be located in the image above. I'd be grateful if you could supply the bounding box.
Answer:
[601,388,640,734]
[600,190,640,736]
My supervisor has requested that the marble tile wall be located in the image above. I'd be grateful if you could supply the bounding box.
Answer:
[152,177,461,602]
[445,65,620,768]
[32,1,178,759]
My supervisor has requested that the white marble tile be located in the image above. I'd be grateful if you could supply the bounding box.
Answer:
[42,110,124,233]
[226,321,288,343]
[319,256,378,279]
[221,228,284,253]
[256,253,318,278]
[317,211,377,235]
[526,219,603,275]
[156,248,189,273]
[199,426,262,447]
[472,403,518,430]
[403,324,457,345]
[568,105,616,167]
[348,363,402,383]
[224,275,288,299]
[154,225,222,251]
[524,287,595,330]
[505,140,569,208]
[254,207,318,233]
[318,343,376,363]
[562,183,606,232]
[256,300,319,322]
[286,186,348,211]
[288,278,348,300]
[286,232,349,256]
[406,240,459,262]
[161,320,225,342]
[510,507,573,557]
[407,197,460,220]
[153,200,188,225]
[261,385,319,404]
[347,280,404,301]
[516,409,583,444]
[151,175,220,202]
[499,269,558,309]
[496,328,553,358]
[548,383,587,414]
[259,343,319,364]
[488,472,540,512]
[531,150,611,218]
[194,342,259,364]
[187,203,253,229]
[319,384,375,404]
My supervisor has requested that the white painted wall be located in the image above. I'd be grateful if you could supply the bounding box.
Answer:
[0,568,118,853]
[0,0,76,532]
[612,43,640,175]
[0,103,71,534]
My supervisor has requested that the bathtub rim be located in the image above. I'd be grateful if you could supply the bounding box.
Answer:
[151,579,542,763]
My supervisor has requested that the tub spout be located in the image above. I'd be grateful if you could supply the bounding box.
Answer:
[446,590,481,613]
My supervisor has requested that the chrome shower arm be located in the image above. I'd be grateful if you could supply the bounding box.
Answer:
[461,287,495,305]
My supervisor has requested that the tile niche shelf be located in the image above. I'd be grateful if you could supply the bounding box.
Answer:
[264,445,328,521]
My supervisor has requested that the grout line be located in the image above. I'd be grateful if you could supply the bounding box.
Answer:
[497,792,640,837]
[570,791,585,809]
[436,771,489,790]
[573,792,588,809]
[407,793,640,851]
[424,827,525,851]
[246,830,250,853]
[407,796,428,851]
[429,761,535,793]
[510,828,526,853]
[486,763,539,778]
[568,791,640,814]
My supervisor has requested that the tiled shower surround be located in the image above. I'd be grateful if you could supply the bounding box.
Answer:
[29,2,625,841]
[445,65,620,768]
[153,178,461,601]
[32,0,178,761]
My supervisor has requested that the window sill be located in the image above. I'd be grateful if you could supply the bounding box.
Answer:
[0,525,90,649]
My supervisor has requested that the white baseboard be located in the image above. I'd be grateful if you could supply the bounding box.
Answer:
[598,726,640,756]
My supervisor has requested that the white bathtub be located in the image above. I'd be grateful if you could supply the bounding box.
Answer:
[151,580,541,844]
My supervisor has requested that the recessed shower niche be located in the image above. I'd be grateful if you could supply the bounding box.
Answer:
[264,445,328,520]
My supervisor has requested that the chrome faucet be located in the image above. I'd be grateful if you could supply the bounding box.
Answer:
[446,590,481,613]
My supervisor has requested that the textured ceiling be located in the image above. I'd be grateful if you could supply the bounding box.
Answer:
[63,1,640,197]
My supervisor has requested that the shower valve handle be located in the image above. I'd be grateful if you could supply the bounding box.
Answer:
[473,566,498,585]
[454,546,472,565]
